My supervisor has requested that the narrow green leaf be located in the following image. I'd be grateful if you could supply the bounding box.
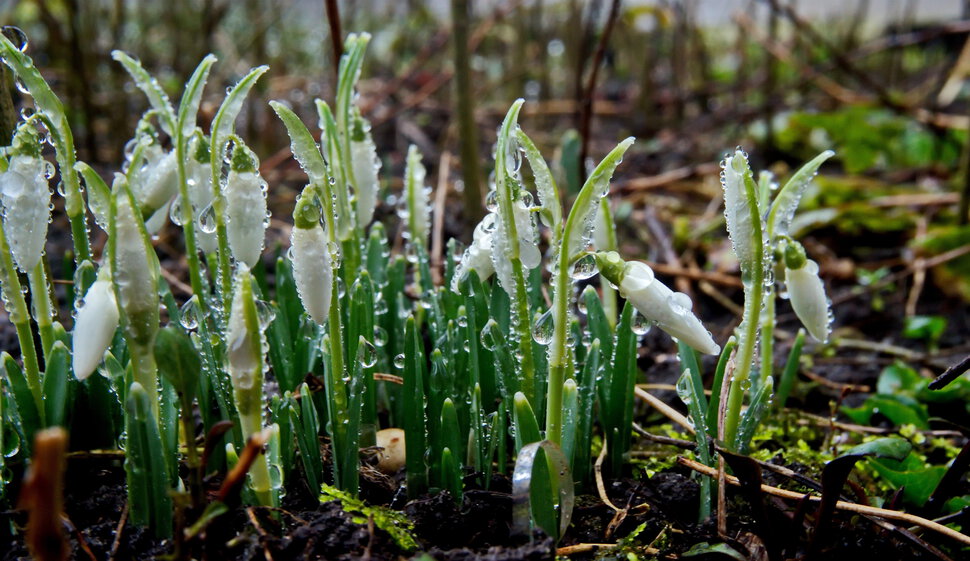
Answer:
[511,440,575,543]
[516,128,561,228]
[42,342,71,427]
[176,55,218,139]
[125,382,173,537]
[403,317,428,497]
[211,65,269,155]
[512,391,541,452]
[111,51,176,134]
[270,101,327,186]
[563,138,634,258]
[775,329,805,410]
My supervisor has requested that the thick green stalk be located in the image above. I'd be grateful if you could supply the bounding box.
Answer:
[0,224,43,422]
[27,262,55,359]
[722,178,765,448]
[494,101,536,405]
[174,137,206,299]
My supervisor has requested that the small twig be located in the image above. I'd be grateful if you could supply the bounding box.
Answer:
[245,507,275,561]
[594,442,621,513]
[634,387,694,434]
[107,503,128,561]
[615,162,720,195]
[799,368,870,393]
[643,206,691,297]
[929,354,970,390]
[373,372,404,385]
[905,216,929,317]
[678,456,970,547]
[647,261,743,288]
[159,267,193,296]
[632,423,696,449]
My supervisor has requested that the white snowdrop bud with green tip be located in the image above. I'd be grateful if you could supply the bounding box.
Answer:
[71,268,119,380]
[188,135,218,254]
[451,212,496,292]
[404,145,431,247]
[597,252,720,355]
[1,125,51,272]
[225,143,267,267]
[114,185,160,346]
[351,114,380,226]
[784,243,830,342]
[290,191,332,325]
[720,148,758,270]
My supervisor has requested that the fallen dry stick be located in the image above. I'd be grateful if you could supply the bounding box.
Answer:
[678,456,970,547]
[634,386,694,434]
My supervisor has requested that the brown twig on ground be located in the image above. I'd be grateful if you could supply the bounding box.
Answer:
[107,503,129,561]
[929,354,970,390]
[634,386,694,434]
[643,206,692,297]
[678,456,970,547]
[647,261,743,288]
[615,162,720,195]
[799,369,870,394]
[906,216,929,317]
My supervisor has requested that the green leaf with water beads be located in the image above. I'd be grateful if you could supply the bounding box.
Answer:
[438,398,463,500]
[766,150,835,238]
[211,65,269,160]
[125,381,173,538]
[75,162,112,233]
[775,330,805,410]
[513,392,541,453]
[705,336,737,432]
[607,303,638,475]
[511,440,575,543]
[154,325,200,403]
[403,317,428,497]
[676,368,713,520]
[176,55,217,139]
[111,51,176,135]
[3,352,39,450]
[515,128,562,229]
[270,101,328,187]
[292,383,323,497]
[563,138,634,259]
[348,273,377,429]
[677,340,706,414]
[735,376,773,453]
[461,271,498,408]
[42,342,71,428]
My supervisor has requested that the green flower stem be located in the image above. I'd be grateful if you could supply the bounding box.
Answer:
[174,136,206,300]
[722,172,765,448]
[27,262,55,359]
[597,198,618,328]
[130,342,160,420]
[0,226,43,422]
[495,101,536,407]
[759,289,775,384]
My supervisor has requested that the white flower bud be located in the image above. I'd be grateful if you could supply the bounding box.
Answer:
[71,274,119,380]
[404,145,431,247]
[451,214,495,292]
[351,131,380,227]
[618,260,720,355]
[0,154,51,272]
[133,149,179,214]
[721,149,758,270]
[187,159,217,254]
[114,193,159,345]
[225,169,267,267]
[785,259,830,342]
[227,269,262,391]
[290,223,332,325]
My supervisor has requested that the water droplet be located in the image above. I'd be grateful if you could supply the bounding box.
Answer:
[393,353,406,369]
[569,253,599,280]
[373,326,388,347]
[359,340,377,368]
[169,196,184,226]
[667,292,692,316]
[2,26,29,52]
[256,300,276,329]
[198,202,217,233]
[485,190,499,212]
[179,296,201,330]
[632,311,652,336]
[532,309,553,345]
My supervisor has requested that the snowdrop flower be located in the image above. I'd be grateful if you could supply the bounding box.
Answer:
[784,243,830,342]
[71,269,119,380]
[114,186,160,346]
[0,125,51,272]
[403,145,431,247]
[720,148,758,270]
[225,143,267,267]
[350,114,380,227]
[451,213,496,292]
[290,191,332,325]
[188,135,218,254]
[132,146,179,217]
[597,251,720,355]
[227,267,262,393]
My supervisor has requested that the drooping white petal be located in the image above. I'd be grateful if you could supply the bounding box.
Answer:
[134,150,179,214]
[290,223,332,325]
[451,214,496,292]
[618,261,720,355]
[225,170,268,267]
[351,133,380,226]
[0,154,50,272]
[188,159,218,254]
[71,277,119,380]
[786,260,830,342]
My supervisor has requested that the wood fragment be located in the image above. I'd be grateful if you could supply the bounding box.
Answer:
[678,457,970,547]
[634,386,694,434]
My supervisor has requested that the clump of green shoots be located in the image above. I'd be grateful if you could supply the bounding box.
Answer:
[0,24,839,548]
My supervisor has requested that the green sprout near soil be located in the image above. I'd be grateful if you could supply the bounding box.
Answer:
[0,26,906,550]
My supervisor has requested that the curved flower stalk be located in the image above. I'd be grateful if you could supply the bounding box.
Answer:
[225,142,268,268]
[111,176,161,418]
[783,243,830,342]
[1,125,51,273]
[290,189,333,325]
[596,253,720,355]
[226,267,273,506]
[71,268,120,380]
[350,111,380,227]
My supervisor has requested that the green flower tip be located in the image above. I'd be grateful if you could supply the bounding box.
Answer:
[293,189,322,230]
[230,141,258,173]
[10,123,42,158]
[783,241,807,270]
[192,133,210,163]
[594,251,625,285]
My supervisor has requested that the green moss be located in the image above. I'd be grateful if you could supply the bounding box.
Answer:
[319,484,419,552]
